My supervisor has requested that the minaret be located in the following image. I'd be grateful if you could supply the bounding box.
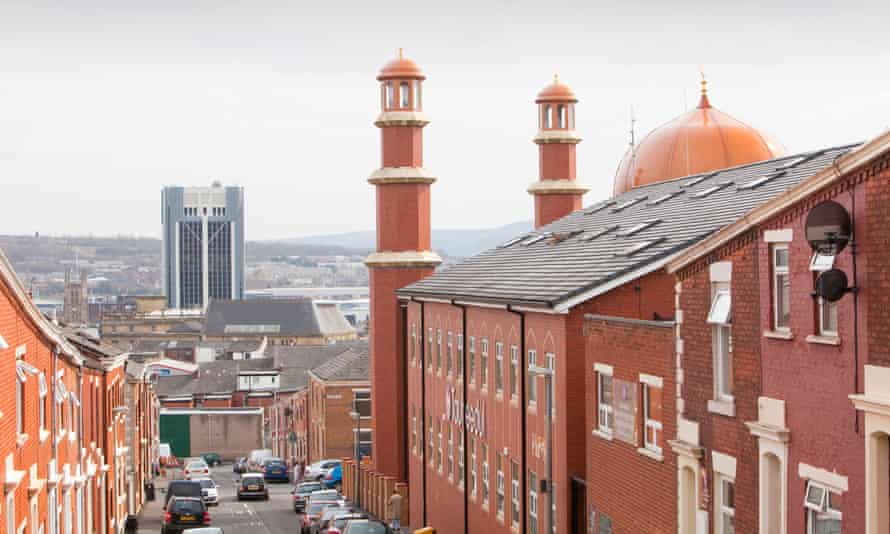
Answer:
[528,75,589,228]
[366,50,441,481]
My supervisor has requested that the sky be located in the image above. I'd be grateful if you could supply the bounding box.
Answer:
[1,0,888,240]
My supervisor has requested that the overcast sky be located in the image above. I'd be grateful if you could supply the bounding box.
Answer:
[1,0,888,240]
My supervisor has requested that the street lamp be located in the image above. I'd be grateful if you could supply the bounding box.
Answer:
[528,364,554,534]
[349,410,362,505]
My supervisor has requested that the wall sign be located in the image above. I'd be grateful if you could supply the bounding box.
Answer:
[445,386,486,438]
[612,378,638,445]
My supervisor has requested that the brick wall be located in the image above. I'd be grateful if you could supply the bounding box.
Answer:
[865,164,890,365]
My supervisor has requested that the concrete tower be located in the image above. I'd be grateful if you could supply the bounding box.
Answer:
[366,50,441,481]
[529,76,589,228]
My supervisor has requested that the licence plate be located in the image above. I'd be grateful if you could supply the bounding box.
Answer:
[180,515,195,521]
[248,485,259,490]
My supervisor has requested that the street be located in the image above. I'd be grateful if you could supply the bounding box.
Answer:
[140,464,304,534]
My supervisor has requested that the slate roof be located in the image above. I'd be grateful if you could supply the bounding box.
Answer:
[167,320,204,334]
[154,358,274,397]
[399,144,859,309]
[203,299,355,337]
[62,327,125,359]
[310,345,370,382]
[269,341,368,390]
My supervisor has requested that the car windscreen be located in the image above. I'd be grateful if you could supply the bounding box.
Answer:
[171,500,204,514]
[344,523,389,534]
[297,483,321,494]
[187,462,206,469]
[197,480,215,489]
[242,477,263,486]
[307,502,335,514]
[169,482,202,496]
[266,461,286,467]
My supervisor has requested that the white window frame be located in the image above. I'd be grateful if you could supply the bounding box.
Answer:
[385,82,394,109]
[546,352,556,416]
[713,323,733,402]
[428,327,434,371]
[411,323,417,364]
[528,349,538,405]
[399,81,410,109]
[542,104,551,129]
[805,482,842,533]
[597,369,613,435]
[772,244,791,331]
[715,475,735,534]
[458,431,464,487]
[414,80,422,110]
[470,437,477,498]
[436,329,442,372]
[511,461,520,527]
[481,444,490,504]
[496,454,505,517]
[16,371,24,436]
[495,342,504,393]
[510,345,519,399]
[437,421,443,471]
[818,297,839,338]
[457,333,464,379]
[411,406,417,453]
[481,339,489,388]
[6,493,14,534]
[447,424,454,479]
[447,331,453,375]
[39,374,47,434]
[528,471,538,534]
[642,383,662,454]
[428,415,435,464]
[469,336,476,385]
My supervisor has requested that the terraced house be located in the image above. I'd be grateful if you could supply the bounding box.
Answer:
[1,249,158,534]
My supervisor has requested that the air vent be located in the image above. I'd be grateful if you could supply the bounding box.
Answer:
[618,220,662,237]
[692,182,733,198]
[737,171,785,191]
[499,236,527,248]
[585,201,616,215]
[648,191,684,205]
[611,196,647,212]
[580,226,618,241]
[776,156,806,170]
[521,234,551,246]
[616,237,666,257]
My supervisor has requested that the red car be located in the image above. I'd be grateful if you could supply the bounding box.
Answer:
[300,500,338,534]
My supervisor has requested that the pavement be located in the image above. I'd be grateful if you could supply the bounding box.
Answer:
[137,463,410,534]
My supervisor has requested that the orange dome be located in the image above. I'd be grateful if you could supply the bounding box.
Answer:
[377,49,425,81]
[536,75,577,103]
[613,86,785,195]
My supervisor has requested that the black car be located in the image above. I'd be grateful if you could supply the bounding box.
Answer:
[162,497,210,534]
[291,481,323,513]
[237,474,269,501]
[164,480,203,508]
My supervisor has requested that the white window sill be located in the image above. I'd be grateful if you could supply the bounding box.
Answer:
[16,433,29,447]
[68,432,77,443]
[763,330,794,340]
[637,447,664,462]
[592,429,613,441]
[806,334,841,346]
[39,429,51,443]
[708,399,736,417]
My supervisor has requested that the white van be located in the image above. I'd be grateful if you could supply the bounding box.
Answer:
[247,449,273,471]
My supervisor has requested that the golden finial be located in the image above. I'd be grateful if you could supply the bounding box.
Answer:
[399,48,404,59]
[699,67,708,95]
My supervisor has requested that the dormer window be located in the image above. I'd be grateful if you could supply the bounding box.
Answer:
[400,82,410,109]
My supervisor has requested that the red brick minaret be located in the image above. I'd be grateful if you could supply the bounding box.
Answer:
[529,75,589,228]
[366,50,441,481]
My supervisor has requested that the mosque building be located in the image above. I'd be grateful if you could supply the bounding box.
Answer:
[352,51,890,534]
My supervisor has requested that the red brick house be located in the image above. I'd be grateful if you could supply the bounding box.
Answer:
[668,131,890,534]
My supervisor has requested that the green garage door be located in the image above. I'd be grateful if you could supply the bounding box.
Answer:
[160,414,191,458]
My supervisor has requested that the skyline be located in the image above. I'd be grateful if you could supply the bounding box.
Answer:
[2,0,889,240]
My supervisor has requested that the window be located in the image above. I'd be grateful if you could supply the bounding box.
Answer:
[385,82,394,108]
[437,329,442,372]
[481,443,490,504]
[428,328,434,371]
[411,323,417,364]
[642,383,663,453]
[557,104,565,128]
[567,104,575,129]
[495,342,504,394]
[457,334,464,379]
[400,81,410,108]
[481,339,489,388]
[496,453,505,517]
[551,483,557,534]
[773,244,791,330]
[511,460,520,526]
[428,414,434,464]
[528,471,538,534]
[598,513,613,534]
[510,345,519,399]
[6,493,15,534]
[546,353,556,414]
[709,284,733,402]
[414,80,422,110]
[353,390,371,418]
[805,482,842,534]
[597,372,613,434]
[437,420,443,471]
[469,336,476,384]
[716,477,735,534]
[458,432,464,486]
[39,374,47,434]
[356,429,373,457]
[411,405,417,453]
[470,437,477,498]
[447,331,453,375]
[819,296,838,337]
[528,349,538,405]
[447,425,454,479]
[542,104,551,129]
[16,369,24,435]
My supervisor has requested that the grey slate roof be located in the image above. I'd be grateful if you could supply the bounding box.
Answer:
[203,299,354,337]
[310,345,370,382]
[154,358,274,397]
[269,341,368,390]
[399,144,859,308]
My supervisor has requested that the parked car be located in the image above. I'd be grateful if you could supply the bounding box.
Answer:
[311,507,354,534]
[262,458,290,482]
[236,474,269,501]
[164,480,203,508]
[247,449,273,471]
[324,513,369,534]
[300,501,339,534]
[321,464,342,489]
[306,489,340,507]
[341,519,393,534]
[184,460,210,480]
[201,453,222,467]
[304,459,341,481]
[182,529,224,534]
[232,457,247,474]
[162,497,210,534]
[194,478,219,506]
[291,481,323,513]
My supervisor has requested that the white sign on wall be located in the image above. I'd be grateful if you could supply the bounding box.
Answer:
[445,386,486,438]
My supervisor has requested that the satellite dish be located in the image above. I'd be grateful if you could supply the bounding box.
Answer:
[815,269,849,302]
[805,200,851,255]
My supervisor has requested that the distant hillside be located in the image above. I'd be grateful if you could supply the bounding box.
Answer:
[287,221,533,258]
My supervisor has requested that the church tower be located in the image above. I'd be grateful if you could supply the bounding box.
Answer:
[529,76,589,228]
[366,50,441,481]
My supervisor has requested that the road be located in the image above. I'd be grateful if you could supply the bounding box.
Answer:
[141,463,303,534]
